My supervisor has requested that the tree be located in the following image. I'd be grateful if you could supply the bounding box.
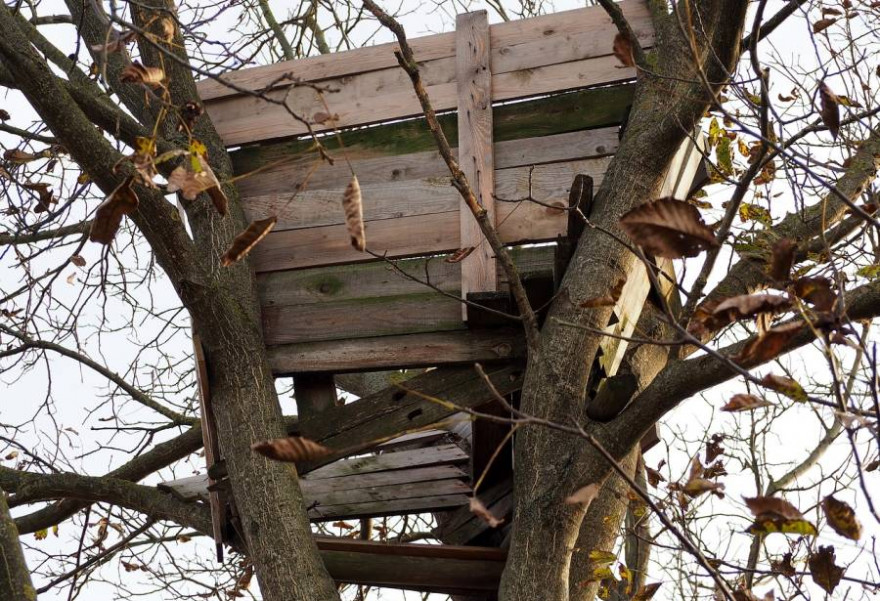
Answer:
[0,0,878,600]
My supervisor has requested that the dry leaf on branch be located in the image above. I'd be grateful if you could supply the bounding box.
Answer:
[70,255,87,267]
[4,149,39,164]
[166,155,227,215]
[821,496,862,540]
[0,109,10,120]
[619,198,718,259]
[580,277,626,308]
[89,176,139,244]
[760,373,807,402]
[23,182,55,212]
[343,175,365,251]
[90,29,137,53]
[812,18,836,33]
[631,583,662,601]
[612,33,635,67]
[722,394,774,412]
[706,433,725,463]
[445,247,475,263]
[177,101,204,133]
[745,495,817,536]
[220,217,277,266]
[565,483,601,508]
[469,496,504,528]
[808,546,844,594]
[771,552,796,577]
[791,276,836,311]
[768,238,796,281]
[120,62,165,87]
[733,321,803,365]
[712,294,791,326]
[251,436,332,463]
[818,82,841,140]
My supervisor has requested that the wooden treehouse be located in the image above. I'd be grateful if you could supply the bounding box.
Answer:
[160,2,703,596]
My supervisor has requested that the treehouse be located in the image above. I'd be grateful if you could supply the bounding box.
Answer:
[159,2,703,595]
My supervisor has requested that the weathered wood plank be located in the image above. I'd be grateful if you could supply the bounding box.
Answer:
[310,478,470,510]
[208,52,635,145]
[241,156,608,234]
[310,494,470,520]
[456,10,497,308]
[230,85,631,183]
[198,0,651,103]
[305,444,468,480]
[318,540,505,594]
[267,329,525,373]
[250,158,610,273]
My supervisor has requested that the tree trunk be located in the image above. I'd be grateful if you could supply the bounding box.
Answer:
[499,4,747,600]
[0,489,35,601]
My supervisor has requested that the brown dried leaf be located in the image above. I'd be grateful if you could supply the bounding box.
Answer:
[818,82,840,140]
[23,182,56,212]
[769,238,796,281]
[712,293,791,328]
[760,373,807,402]
[580,277,626,308]
[158,17,176,42]
[619,198,718,259]
[251,436,331,463]
[632,583,662,601]
[722,394,774,412]
[733,321,803,365]
[791,276,836,311]
[706,433,725,463]
[445,247,475,263]
[177,101,204,133]
[813,17,836,32]
[343,175,365,251]
[612,33,635,67]
[808,546,844,594]
[646,466,665,487]
[89,176,139,244]
[565,483,600,508]
[90,29,137,53]
[166,157,227,214]
[469,496,504,528]
[744,496,804,521]
[4,149,38,164]
[821,496,862,540]
[313,111,339,125]
[332,521,355,530]
[771,552,796,577]
[220,216,277,267]
[119,62,165,87]
[0,109,10,120]
[70,255,87,267]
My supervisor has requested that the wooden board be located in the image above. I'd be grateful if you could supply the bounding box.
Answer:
[258,246,554,346]
[198,1,651,102]
[267,328,526,373]
[456,10,497,307]
[305,444,468,480]
[316,538,505,594]
[229,85,631,187]
[250,158,610,273]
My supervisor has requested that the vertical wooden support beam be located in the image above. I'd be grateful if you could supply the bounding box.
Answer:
[193,333,226,562]
[293,373,339,415]
[456,10,496,320]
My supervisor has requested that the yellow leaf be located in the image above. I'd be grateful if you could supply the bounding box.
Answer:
[588,550,617,565]
[34,528,48,540]
[748,518,817,536]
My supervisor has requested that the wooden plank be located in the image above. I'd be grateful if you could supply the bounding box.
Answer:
[319,543,504,594]
[208,52,635,145]
[242,157,608,234]
[309,478,470,510]
[456,10,497,310]
[293,373,338,415]
[305,444,468,480]
[315,536,506,560]
[235,126,618,203]
[310,494,470,520]
[229,84,633,184]
[257,246,553,326]
[192,334,225,559]
[250,158,610,273]
[267,328,526,373]
[159,464,470,503]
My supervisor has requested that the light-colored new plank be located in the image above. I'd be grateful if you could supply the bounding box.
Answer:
[267,328,526,373]
[456,10,497,308]
[198,1,651,102]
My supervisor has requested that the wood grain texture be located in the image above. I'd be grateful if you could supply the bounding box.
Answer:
[267,329,526,373]
[249,158,610,273]
[456,10,497,307]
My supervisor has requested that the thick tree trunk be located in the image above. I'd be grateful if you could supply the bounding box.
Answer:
[0,489,35,601]
[499,4,747,600]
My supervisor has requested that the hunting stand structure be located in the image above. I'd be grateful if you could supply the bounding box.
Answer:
[159,2,704,595]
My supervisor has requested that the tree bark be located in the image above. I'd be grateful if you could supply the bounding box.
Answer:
[499,3,747,600]
[0,489,35,601]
